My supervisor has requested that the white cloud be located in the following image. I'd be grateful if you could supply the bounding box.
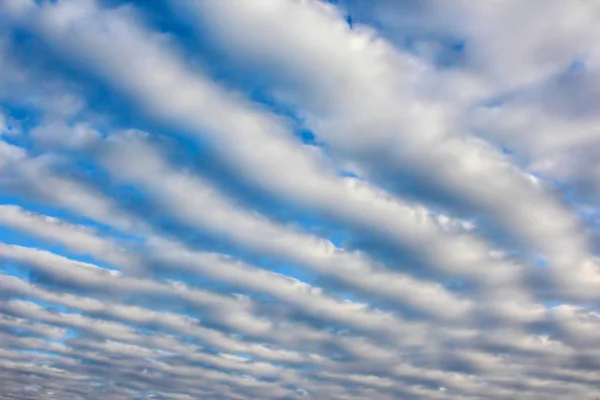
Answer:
[2,0,521,288]
[101,133,473,320]
[0,204,136,269]
[30,121,100,150]
[178,0,600,293]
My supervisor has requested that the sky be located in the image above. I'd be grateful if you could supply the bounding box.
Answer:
[0,0,600,399]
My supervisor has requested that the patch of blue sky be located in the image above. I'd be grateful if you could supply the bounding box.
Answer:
[501,146,514,155]
[544,301,564,309]
[100,0,188,34]
[534,255,549,268]
[62,328,77,340]
[560,184,589,206]
[271,264,317,287]
[551,182,599,225]
[338,170,361,179]
[19,349,53,358]
[7,33,146,131]
[0,103,43,140]
[4,36,82,105]
[243,91,326,150]
[247,87,303,123]
[0,225,50,250]
[339,292,357,302]
[566,59,585,75]
[176,333,206,347]
[403,35,468,68]
[326,229,353,248]
[0,261,30,280]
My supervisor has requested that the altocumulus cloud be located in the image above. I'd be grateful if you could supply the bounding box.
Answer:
[0,0,599,399]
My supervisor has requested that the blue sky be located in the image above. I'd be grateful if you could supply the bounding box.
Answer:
[1,1,600,399]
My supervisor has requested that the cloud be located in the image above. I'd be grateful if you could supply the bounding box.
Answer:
[30,120,101,150]
[3,0,520,287]
[0,0,598,399]
[0,204,136,269]
[177,0,595,277]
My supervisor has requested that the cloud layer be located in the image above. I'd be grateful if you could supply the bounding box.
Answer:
[0,1,599,399]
